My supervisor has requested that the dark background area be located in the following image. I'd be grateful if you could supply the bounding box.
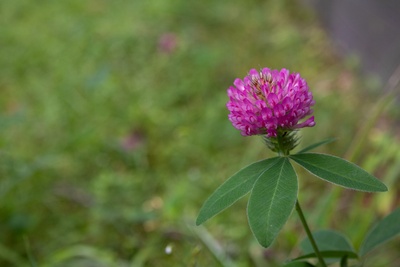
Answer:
[307,0,400,85]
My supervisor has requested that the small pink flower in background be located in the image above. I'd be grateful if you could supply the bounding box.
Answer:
[227,68,315,137]
[158,33,178,54]
[121,130,145,151]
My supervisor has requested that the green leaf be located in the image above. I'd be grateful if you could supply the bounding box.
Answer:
[282,262,315,267]
[360,208,400,256]
[300,230,355,253]
[293,251,358,261]
[298,230,357,264]
[289,153,388,192]
[247,158,298,248]
[196,157,280,225]
[296,138,336,154]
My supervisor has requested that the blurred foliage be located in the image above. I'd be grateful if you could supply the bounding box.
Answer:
[0,0,399,266]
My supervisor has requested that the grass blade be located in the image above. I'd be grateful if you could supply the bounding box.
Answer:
[296,138,336,154]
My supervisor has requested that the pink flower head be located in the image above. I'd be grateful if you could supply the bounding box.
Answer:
[227,68,315,137]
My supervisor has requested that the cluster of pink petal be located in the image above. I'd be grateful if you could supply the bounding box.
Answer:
[227,68,315,137]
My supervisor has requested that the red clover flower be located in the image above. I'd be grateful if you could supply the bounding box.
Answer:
[198,67,389,263]
[227,68,315,154]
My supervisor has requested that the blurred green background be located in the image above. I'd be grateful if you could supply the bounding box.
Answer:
[0,0,399,266]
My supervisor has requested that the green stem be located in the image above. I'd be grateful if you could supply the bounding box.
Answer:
[295,200,327,267]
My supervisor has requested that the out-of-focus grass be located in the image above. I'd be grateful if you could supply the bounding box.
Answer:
[0,0,399,266]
